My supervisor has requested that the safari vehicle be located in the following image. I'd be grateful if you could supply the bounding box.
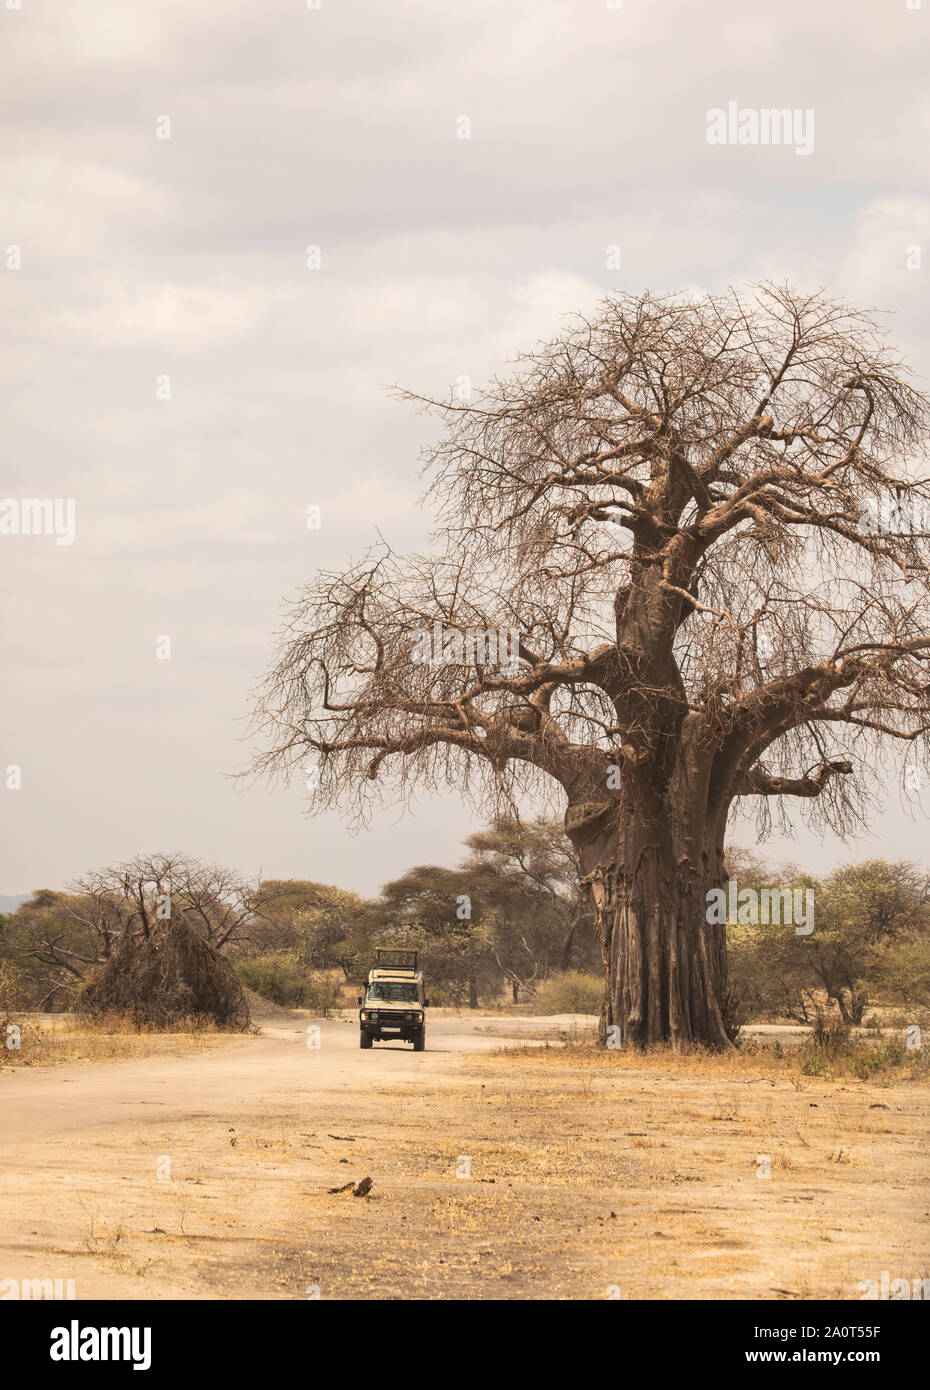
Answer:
[358,948,429,1051]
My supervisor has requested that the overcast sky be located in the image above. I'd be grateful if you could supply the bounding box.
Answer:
[2,0,929,897]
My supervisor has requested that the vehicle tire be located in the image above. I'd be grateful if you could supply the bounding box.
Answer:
[360,1029,373,1049]
[413,1028,425,1052]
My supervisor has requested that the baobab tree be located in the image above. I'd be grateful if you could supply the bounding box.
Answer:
[250,285,930,1048]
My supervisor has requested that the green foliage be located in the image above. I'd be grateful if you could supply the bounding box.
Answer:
[872,935,930,1011]
[726,855,930,1026]
[463,818,599,979]
[369,922,493,1006]
[340,816,592,1005]
[302,976,341,1015]
[241,880,368,966]
[727,915,819,1025]
[4,821,591,1015]
[1,890,98,1010]
[234,952,339,1014]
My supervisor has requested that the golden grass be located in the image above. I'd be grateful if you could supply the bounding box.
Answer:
[0,1013,235,1069]
[497,1032,930,1085]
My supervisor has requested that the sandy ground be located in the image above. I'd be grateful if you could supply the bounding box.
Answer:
[1,1005,927,1300]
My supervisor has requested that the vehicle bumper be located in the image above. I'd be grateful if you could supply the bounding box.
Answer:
[360,1017,423,1041]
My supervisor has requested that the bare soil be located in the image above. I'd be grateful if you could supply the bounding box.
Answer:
[1,1005,926,1300]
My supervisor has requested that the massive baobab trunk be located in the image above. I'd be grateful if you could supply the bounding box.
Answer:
[566,799,730,1048]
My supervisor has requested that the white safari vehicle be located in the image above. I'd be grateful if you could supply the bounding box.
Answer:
[358,948,429,1050]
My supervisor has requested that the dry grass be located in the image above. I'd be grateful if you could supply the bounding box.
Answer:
[0,1012,234,1069]
[509,1028,930,1086]
[2,1017,926,1299]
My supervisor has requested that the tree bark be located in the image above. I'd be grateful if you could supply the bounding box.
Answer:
[566,801,731,1049]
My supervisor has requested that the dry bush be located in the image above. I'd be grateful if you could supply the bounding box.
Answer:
[797,1015,930,1081]
[0,958,24,1012]
[0,960,25,1058]
[79,918,250,1031]
[234,952,340,1014]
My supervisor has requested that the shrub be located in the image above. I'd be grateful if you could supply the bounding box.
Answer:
[235,952,339,1015]
[235,952,305,1006]
[531,971,603,1016]
[79,920,250,1031]
[0,959,24,1014]
[795,1011,928,1080]
[301,975,340,1017]
[0,960,24,1052]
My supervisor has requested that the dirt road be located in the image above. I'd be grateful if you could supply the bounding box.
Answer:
[1,1010,927,1300]
[0,1013,535,1146]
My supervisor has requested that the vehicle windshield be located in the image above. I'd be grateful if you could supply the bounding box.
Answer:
[367,983,419,1004]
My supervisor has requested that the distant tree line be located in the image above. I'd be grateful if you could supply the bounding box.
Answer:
[725,851,930,1027]
[2,831,928,1025]
[0,818,599,1012]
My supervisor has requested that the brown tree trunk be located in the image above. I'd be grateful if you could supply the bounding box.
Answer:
[566,801,731,1050]
[559,918,578,971]
[833,992,851,1025]
[468,979,479,1009]
[511,981,519,1004]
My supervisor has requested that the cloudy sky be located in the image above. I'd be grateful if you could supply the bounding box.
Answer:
[2,0,929,897]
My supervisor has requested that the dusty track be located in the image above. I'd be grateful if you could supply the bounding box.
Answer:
[1,1010,927,1300]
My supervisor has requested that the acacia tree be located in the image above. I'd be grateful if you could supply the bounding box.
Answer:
[372,818,593,1004]
[250,285,930,1047]
[462,818,597,989]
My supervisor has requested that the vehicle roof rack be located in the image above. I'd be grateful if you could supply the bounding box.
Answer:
[374,947,419,972]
